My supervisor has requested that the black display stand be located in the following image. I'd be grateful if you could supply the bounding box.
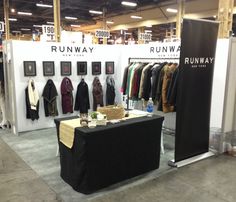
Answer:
[174,19,219,164]
[55,115,164,194]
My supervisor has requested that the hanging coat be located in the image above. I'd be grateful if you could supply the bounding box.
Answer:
[106,76,115,105]
[25,79,39,121]
[74,79,90,113]
[92,77,104,111]
[42,79,58,117]
[61,77,74,114]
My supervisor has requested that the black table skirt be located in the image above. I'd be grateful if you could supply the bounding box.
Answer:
[55,115,164,194]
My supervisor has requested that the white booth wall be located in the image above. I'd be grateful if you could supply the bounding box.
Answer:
[3,39,231,135]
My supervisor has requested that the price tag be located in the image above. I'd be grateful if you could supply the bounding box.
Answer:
[95,29,110,38]
[139,33,152,41]
[42,25,55,41]
[0,22,4,32]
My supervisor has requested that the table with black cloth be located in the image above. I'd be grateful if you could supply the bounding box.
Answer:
[54,115,164,194]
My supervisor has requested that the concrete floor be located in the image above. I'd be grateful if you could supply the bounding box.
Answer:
[0,127,236,202]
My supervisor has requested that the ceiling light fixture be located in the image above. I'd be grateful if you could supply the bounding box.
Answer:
[36,3,53,8]
[71,24,81,27]
[65,16,78,20]
[17,11,32,16]
[9,18,17,21]
[11,8,15,13]
[47,21,54,24]
[131,15,142,19]
[146,25,152,28]
[121,1,137,7]
[21,28,31,31]
[166,8,178,13]
[33,25,42,27]
[89,10,103,15]
[106,21,114,24]
[145,30,152,33]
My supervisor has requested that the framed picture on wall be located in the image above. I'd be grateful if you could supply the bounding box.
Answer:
[24,61,37,77]
[92,62,101,75]
[61,61,71,76]
[43,61,55,76]
[105,61,114,74]
[77,62,87,75]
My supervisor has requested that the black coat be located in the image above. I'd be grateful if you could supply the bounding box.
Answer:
[42,79,58,117]
[25,87,39,121]
[151,62,167,102]
[74,79,90,113]
[106,76,115,105]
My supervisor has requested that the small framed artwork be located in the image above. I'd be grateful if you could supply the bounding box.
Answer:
[24,61,36,77]
[77,62,87,76]
[105,61,114,74]
[61,61,71,76]
[92,62,101,75]
[43,61,55,76]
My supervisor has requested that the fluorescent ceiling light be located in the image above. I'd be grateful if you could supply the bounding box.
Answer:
[131,15,142,19]
[65,16,78,20]
[71,24,81,27]
[121,1,137,7]
[21,28,31,31]
[47,21,54,24]
[11,8,15,13]
[33,25,42,27]
[106,21,114,24]
[166,8,178,13]
[146,25,152,28]
[125,32,132,35]
[213,15,217,18]
[145,30,152,33]
[17,11,32,16]
[36,3,53,8]
[9,18,17,21]
[89,10,103,15]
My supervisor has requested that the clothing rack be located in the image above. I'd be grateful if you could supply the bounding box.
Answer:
[126,57,180,109]
[126,57,179,134]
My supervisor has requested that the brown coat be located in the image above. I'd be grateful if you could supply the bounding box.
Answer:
[162,63,178,113]
[92,77,104,111]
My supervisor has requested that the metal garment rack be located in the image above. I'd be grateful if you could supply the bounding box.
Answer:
[128,57,180,64]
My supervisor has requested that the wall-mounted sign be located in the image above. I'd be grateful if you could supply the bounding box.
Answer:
[139,33,152,41]
[0,22,4,32]
[42,25,55,41]
[95,29,110,38]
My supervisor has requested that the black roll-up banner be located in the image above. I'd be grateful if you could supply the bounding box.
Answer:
[175,19,219,162]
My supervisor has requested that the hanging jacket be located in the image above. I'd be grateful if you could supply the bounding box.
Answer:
[106,76,115,105]
[42,79,58,117]
[92,77,104,111]
[151,62,167,102]
[61,77,74,114]
[25,79,39,121]
[74,79,90,113]
[162,63,178,113]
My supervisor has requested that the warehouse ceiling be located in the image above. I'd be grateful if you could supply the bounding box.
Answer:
[0,0,236,38]
[0,0,174,32]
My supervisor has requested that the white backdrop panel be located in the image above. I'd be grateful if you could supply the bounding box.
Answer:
[11,41,122,133]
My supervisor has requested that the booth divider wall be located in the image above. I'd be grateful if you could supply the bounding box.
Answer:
[2,40,231,135]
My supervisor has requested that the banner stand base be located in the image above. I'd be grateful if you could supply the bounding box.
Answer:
[168,151,215,168]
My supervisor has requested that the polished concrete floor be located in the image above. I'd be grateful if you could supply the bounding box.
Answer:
[0,127,236,202]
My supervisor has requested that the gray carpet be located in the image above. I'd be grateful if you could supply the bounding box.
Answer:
[0,127,175,202]
[0,137,60,202]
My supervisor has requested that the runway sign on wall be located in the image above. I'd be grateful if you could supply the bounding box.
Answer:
[175,19,219,162]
